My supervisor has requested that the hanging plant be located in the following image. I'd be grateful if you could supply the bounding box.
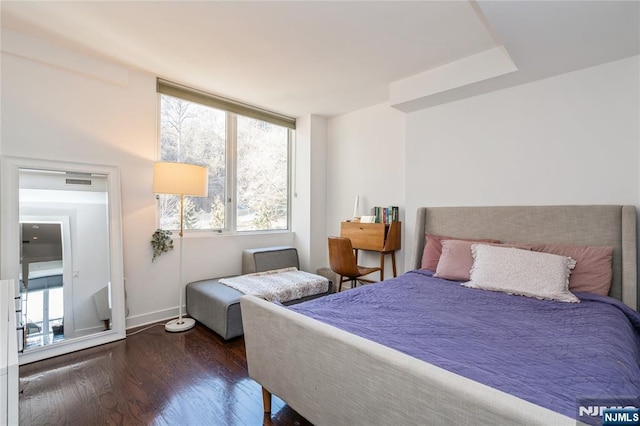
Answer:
[151,229,174,262]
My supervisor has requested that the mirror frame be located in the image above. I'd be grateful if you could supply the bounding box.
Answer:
[1,156,126,364]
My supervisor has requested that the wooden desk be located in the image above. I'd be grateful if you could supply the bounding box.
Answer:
[340,221,401,280]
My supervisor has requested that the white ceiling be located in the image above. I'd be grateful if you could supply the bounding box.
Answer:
[1,1,638,118]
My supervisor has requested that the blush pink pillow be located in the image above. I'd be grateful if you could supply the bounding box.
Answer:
[433,239,476,281]
[533,244,613,296]
[434,240,532,281]
[420,233,500,271]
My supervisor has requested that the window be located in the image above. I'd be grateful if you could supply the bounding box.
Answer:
[157,79,294,232]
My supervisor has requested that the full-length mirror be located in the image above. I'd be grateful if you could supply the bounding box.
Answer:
[1,157,126,364]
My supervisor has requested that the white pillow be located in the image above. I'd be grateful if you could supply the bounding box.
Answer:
[463,244,579,303]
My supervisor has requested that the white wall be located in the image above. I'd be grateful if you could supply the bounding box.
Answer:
[3,30,638,325]
[326,56,639,279]
[1,35,295,328]
[292,115,328,273]
[326,103,406,277]
[404,56,639,267]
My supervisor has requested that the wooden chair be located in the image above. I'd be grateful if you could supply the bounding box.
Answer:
[328,237,381,292]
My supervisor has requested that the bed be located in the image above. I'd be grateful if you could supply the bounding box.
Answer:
[240,205,639,425]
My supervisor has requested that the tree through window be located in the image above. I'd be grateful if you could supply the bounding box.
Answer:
[158,92,290,232]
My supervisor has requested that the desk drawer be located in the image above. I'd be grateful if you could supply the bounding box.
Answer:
[340,222,385,251]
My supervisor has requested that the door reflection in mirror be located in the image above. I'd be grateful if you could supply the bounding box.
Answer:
[19,168,111,351]
[20,223,64,349]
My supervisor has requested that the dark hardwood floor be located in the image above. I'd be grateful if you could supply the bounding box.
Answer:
[19,322,313,426]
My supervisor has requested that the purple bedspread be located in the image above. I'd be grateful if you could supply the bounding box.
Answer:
[288,270,640,419]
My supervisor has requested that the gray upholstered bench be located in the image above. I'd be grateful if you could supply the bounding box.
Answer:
[186,246,332,340]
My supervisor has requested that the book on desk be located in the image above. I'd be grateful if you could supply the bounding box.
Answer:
[370,206,399,224]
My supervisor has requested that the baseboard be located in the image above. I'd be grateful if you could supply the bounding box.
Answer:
[125,306,188,330]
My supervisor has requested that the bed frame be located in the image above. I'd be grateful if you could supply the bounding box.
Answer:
[240,205,637,425]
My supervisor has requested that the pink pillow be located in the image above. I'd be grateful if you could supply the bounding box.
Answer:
[434,240,532,281]
[533,244,613,296]
[420,233,500,271]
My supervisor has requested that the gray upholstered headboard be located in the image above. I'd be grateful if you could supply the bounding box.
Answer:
[410,205,637,310]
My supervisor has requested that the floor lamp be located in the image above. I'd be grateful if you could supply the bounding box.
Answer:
[153,161,208,332]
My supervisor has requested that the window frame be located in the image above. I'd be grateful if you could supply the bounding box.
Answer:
[156,81,294,235]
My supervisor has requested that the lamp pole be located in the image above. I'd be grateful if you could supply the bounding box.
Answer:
[165,193,195,332]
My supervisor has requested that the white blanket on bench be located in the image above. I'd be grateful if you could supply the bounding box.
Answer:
[219,267,329,303]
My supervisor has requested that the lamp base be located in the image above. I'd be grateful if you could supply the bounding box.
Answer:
[165,317,196,333]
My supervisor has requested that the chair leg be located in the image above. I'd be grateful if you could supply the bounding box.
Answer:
[338,275,344,292]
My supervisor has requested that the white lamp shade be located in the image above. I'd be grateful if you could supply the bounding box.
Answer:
[153,162,209,197]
